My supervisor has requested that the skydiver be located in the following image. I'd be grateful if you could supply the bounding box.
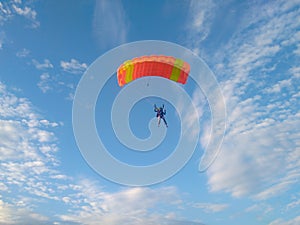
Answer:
[154,104,168,128]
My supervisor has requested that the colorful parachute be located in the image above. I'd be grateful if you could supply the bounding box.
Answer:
[117,55,190,87]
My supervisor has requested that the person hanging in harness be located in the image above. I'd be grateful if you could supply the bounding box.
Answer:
[154,104,168,128]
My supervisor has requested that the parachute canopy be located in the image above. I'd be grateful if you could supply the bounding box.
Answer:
[117,55,190,87]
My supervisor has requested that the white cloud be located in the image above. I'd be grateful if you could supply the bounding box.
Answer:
[12,3,39,28]
[176,87,207,142]
[290,67,300,79]
[12,4,36,19]
[37,73,52,93]
[294,44,300,55]
[0,81,64,202]
[0,183,8,191]
[268,216,300,225]
[245,203,273,215]
[191,202,229,213]
[59,180,184,225]
[31,129,55,143]
[255,167,300,200]
[16,48,30,57]
[39,119,59,127]
[0,2,12,25]
[93,0,128,49]
[60,59,87,75]
[265,79,292,94]
[286,198,300,210]
[0,199,49,225]
[0,120,26,160]
[0,1,39,28]
[193,1,300,199]
[65,92,75,101]
[36,70,77,96]
[207,104,300,198]
[0,31,5,49]
[0,83,38,119]
[0,82,201,225]
[185,0,216,51]
[32,59,53,70]
[209,1,300,87]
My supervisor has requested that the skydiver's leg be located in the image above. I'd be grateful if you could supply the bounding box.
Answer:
[162,117,168,127]
[158,117,161,126]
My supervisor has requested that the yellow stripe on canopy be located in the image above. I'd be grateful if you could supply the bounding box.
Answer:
[124,60,134,83]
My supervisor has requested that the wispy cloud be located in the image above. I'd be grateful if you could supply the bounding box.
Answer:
[59,181,183,225]
[12,3,39,28]
[245,203,273,215]
[32,59,53,70]
[264,78,292,94]
[0,31,5,49]
[175,87,207,142]
[31,59,82,95]
[0,199,49,225]
[289,66,300,79]
[0,82,203,225]
[286,198,300,211]
[0,1,13,25]
[206,0,300,199]
[0,0,39,28]
[12,4,36,19]
[185,0,216,54]
[0,82,65,224]
[186,0,300,200]
[93,0,128,49]
[37,73,52,93]
[60,59,87,75]
[16,48,30,57]
[0,1,39,51]
[191,202,229,213]
[268,216,300,225]
[58,181,205,225]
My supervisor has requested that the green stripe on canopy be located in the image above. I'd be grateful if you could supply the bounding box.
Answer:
[170,58,184,82]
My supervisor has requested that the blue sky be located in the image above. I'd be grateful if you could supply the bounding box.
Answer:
[0,0,300,225]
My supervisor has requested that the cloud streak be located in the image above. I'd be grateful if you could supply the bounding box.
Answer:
[203,0,300,200]
[0,82,65,224]
[186,0,300,202]
[191,202,229,213]
[93,0,128,49]
[60,59,88,75]
[0,0,39,28]
[185,0,216,54]
[59,182,183,225]
[0,81,203,225]
[0,199,50,225]
[268,216,300,225]
[32,59,53,70]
